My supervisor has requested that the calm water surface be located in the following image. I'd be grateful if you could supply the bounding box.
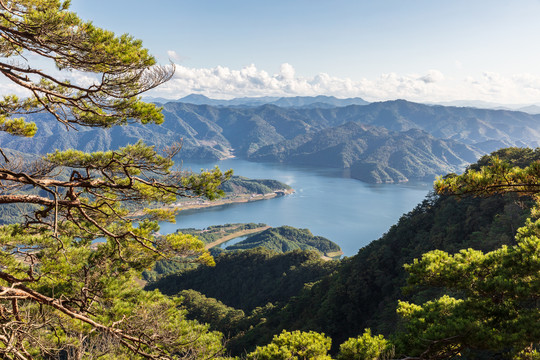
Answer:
[160,159,432,256]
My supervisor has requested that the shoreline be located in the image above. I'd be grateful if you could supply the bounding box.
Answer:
[131,189,294,218]
[205,226,271,249]
[172,188,295,212]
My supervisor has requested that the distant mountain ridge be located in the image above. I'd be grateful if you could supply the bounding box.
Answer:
[430,99,540,114]
[3,99,540,183]
[152,94,540,114]
[169,94,370,108]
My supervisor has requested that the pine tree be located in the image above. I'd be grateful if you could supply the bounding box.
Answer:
[395,154,540,359]
[0,1,230,358]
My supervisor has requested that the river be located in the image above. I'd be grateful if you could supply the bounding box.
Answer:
[159,159,432,256]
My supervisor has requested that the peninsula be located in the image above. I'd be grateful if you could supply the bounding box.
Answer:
[172,175,294,211]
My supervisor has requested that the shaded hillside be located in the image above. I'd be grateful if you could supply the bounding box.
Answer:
[146,248,339,312]
[175,223,268,245]
[250,122,481,182]
[350,100,540,149]
[145,225,341,283]
[189,99,540,150]
[160,100,540,157]
[141,223,268,282]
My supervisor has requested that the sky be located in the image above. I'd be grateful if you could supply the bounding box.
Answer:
[15,1,540,104]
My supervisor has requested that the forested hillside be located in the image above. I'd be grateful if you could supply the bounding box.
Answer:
[146,249,339,312]
[4,1,537,358]
[157,149,535,356]
[143,224,341,283]
[221,226,342,257]
[224,191,529,354]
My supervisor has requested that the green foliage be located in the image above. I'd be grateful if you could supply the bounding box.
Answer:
[395,152,540,359]
[226,226,341,256]
[0,1,232,358]
[147,248,338,312]
[142,223,268,282]
[182,166,233,200]
[179,289,246,335]
[468,147,540,171]
[142,258,198,282]
[224,148,539,357]
[247,330,332,360]
[0,0,169,132]
[337,329,393,360]
[0,115,37,137]
[233,148,538,359]
[240,193,526,350]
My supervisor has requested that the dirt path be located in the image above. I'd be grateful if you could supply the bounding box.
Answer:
[205,226,271,249]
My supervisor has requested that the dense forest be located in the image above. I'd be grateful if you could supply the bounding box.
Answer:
[147,249,338,312]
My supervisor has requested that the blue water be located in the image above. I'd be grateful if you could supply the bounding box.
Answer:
[159,159,432,256]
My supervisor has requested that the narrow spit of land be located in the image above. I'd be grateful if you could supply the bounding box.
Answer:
[205,226,271,249]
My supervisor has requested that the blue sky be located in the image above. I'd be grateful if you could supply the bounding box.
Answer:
[42,1,540,103]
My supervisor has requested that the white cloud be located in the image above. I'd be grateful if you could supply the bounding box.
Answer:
[151,63,451,102]
[279,63,295,81]
[460,72,540,104]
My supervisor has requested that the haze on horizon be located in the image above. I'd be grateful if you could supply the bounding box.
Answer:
[13,1,540,105]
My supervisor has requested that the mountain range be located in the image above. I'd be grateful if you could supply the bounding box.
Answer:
[249,122,481,182]
[3,96,540,183]
[147,94,370,108]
